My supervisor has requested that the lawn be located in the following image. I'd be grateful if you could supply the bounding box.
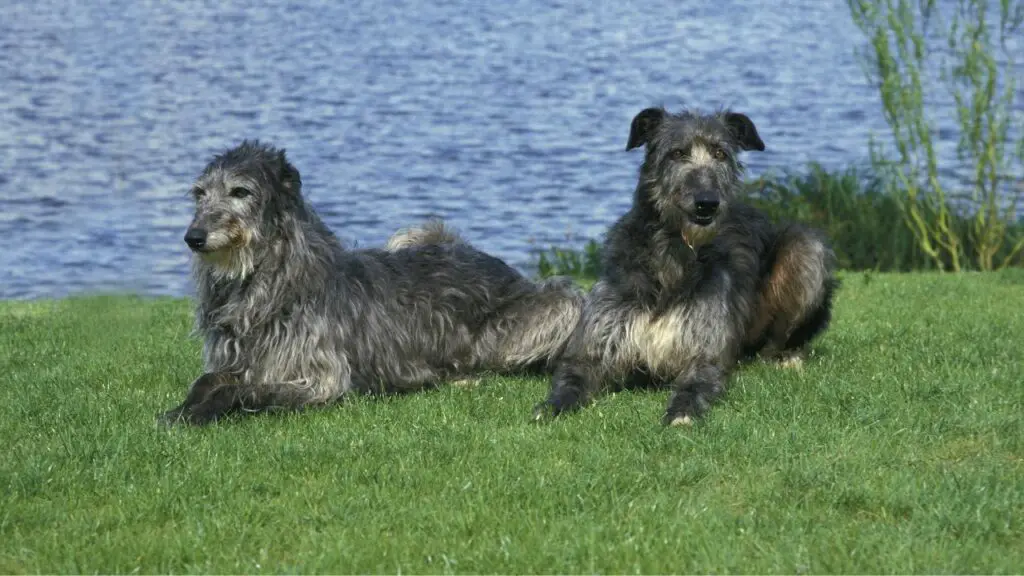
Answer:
[1,270,1022,573]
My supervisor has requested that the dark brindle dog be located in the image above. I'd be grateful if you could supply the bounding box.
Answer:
[158,140,583,426]
[535,107,837,426]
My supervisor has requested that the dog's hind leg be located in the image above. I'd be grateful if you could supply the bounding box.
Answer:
[747,224,837,364]
[781,275,837,360]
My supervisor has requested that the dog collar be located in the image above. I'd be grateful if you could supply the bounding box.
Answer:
[682,230,695,252]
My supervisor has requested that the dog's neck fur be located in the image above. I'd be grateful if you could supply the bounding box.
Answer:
[634,184,701,288]
[599,184,710,311]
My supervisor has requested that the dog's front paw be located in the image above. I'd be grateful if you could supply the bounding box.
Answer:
[663,413,695,427]
[156,403,221,427]
[156,404,188,427]
[662,389,705,427]
[538,385,587,419]
[531,400,559,422]
[180,407,222,426]
[776,351,805,370]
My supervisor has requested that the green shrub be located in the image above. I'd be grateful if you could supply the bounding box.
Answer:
[745,164,1023,271]
[535,239,602,280]
[743,163,932,271]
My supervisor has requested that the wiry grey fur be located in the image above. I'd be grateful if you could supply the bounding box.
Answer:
[535,107,837,426]
[158,140,583,426]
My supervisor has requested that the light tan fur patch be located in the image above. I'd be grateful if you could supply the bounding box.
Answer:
[621,285,734,379]
[689,143,715,167]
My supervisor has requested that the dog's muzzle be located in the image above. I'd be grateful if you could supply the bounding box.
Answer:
[692,194,720,227]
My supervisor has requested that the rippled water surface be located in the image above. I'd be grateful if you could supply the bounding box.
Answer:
[0,0,1014,299]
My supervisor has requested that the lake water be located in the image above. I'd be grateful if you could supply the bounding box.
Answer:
[0,0,1018,299]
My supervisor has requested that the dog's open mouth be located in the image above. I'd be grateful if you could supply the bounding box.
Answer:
[691,214,715,227]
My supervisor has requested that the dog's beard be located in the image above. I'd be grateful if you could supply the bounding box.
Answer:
[654,203,721,251]
[194,227,255,281]
[198,247,254,281]
[681,219,719,251]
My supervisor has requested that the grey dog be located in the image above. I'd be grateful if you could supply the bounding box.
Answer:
[157,140,583,426]
[535,106,837,426]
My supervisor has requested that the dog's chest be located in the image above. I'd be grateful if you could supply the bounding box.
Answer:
[626,272,734,375]
[198,291,295,373]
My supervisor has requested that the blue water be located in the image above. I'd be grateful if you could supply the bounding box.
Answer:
[0,0,1017,299]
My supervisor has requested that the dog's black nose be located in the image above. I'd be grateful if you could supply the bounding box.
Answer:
[184,228,208,250]
[694,196,720,217]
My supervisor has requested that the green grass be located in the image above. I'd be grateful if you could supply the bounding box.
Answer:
[1,271,1023,574]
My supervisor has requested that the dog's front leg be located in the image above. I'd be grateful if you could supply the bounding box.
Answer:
[534,359,607,419]
[662,361,728,426]
[156,371,238,426]
[533,296,626,420]
[158,372,293,426]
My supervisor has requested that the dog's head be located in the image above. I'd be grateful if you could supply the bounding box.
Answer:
[626,107,764,248]
[185,140,302,277]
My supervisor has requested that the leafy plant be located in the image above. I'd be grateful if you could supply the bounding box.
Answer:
[846,0,1024,271]
[535,239,603,280]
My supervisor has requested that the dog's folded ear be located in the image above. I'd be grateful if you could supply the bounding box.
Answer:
[723,112,765,152]
[626,107,666,151]
[277,150,302,193]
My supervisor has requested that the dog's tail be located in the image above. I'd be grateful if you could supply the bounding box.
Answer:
[488,275,586,371]
[385,218,466,251]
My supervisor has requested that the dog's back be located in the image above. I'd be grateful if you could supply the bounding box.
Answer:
[353,242,535,327]
[340,241,582,388]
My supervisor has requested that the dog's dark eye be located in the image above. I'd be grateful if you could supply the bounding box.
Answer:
[669,149,688,161]
[191,187,206,199]
[229,187,252,199]
[712,147,728,161]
